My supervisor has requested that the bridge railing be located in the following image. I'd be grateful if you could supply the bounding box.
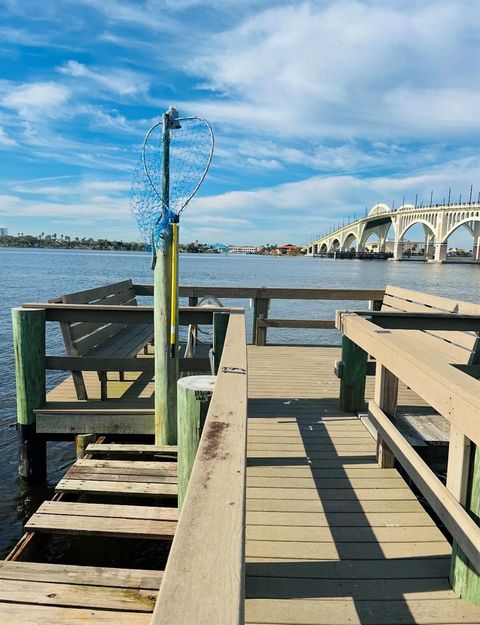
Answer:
[135,284,385,346]
[337,311,480,600]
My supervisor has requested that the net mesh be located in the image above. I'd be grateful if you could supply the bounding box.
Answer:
[130,116,214,251]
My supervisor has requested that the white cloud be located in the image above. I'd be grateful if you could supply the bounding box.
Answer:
[0,126,17,146]
[185,1,480,141]
[2,82,70,119]
[58,60,149,97]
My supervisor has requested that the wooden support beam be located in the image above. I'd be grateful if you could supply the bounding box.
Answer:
[256,319,335,329]
[213,312,229,375]
[177,375,215,508]
[368,400,480,574]
[451,443,480,604]
[75,434,97,460]
[253,298,270,345]
[374,365,398,468]
[339,336,368,413]
[12,307,47,481]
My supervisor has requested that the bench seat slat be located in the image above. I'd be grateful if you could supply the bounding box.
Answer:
[87,324,153,359]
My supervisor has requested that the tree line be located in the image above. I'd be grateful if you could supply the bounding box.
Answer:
[0,233,222,253]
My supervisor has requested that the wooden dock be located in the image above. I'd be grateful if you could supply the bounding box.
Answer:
[9,283,480,623]
[245,346,480,624]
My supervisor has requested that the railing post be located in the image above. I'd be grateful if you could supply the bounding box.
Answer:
[177,375,215,509]
[12,307,47,481]
[374,364,398,468]
[339,336,368,412]
[450,436,480,604]
[253,298,269,345]
[213,312,229,375]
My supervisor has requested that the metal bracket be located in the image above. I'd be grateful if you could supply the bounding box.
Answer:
[222,367,246,375]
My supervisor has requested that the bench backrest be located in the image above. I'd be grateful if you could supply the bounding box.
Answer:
[52,280,138,356]
[382,285,480,365]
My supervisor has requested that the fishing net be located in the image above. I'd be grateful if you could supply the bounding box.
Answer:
[130,114,214,251]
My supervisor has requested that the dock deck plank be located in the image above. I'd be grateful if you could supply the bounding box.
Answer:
[245,345,480,624]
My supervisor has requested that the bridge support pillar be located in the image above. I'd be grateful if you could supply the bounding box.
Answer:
[472,222,480,262]
[393,241,404,261]
[434,243,447,263]
[425,239,434,260]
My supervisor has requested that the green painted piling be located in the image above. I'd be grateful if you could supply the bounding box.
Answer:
[177,375,215,508]
[450,444,480,604]
[154,225,178,445]
[12,307,47,480]
[339,335,368,413]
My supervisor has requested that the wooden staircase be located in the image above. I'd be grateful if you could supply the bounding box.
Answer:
[3,443,177,623]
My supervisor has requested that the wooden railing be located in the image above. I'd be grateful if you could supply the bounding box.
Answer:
[337,311,480,600]
[21,302,228,374]
[135,284,386,345]
[151,310,247,625]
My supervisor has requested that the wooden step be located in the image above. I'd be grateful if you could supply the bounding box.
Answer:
[55,458,178,497]
[86,443,177,457]
[25,501,178,539]
[73,458,178,478]
[0,560,162,621]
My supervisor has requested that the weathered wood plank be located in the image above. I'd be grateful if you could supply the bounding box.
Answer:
[25,513,177,539]
[0,561,163,589]
[55,478,177,497]
[86,443,177,455]
[0,578,157,612]
[35,500,178,521]
[0,603,151,624]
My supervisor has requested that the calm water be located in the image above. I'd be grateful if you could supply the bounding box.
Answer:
[1,247,480,557]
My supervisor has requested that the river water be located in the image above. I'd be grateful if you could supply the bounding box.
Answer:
[1,248,479,557]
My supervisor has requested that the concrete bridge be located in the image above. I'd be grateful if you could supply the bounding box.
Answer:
[306,202,480,262]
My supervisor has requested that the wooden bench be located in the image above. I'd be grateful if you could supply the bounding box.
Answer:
[52,280,153,401]
[338,285,480,444]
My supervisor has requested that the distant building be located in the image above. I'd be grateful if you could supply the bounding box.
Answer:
[0,227,8,237]
[209,243,229,252]
[229,245,259,254]
[276,243,303,255]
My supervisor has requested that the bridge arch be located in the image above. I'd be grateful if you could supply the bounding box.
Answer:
[368,203,392,217]
[341,232,358,252]
[330,238,340,252]
[399,219,436,241]
[443,216,480,242]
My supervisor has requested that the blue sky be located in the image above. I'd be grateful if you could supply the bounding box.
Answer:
[0,0,478,246]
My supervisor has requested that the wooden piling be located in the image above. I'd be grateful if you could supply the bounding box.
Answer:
[213,312,229,374]
[177,375,215,508]
[339,335,368,412]
[450,443,480,604]
[12,307,47,480]
[374,365,398,468]
[75,434,97,459]
[154,225,178,446]
[253,297,269,345]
